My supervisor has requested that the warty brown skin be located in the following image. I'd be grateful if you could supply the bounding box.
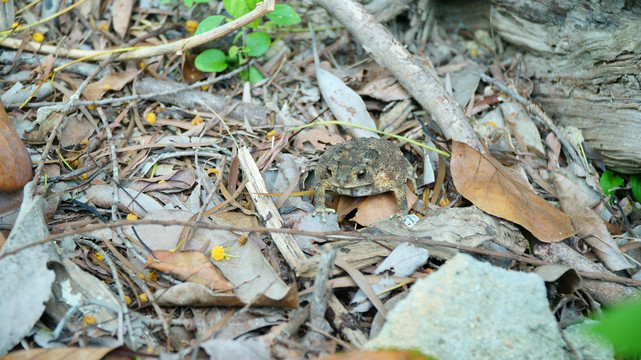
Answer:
[313,137,416,221]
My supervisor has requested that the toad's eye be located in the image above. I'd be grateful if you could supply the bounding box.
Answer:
[356,169,366,179]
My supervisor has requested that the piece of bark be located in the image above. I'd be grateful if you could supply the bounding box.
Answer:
[136,78,272,126]
[312,0,483,153]
[489,0,641,173]
[237,147,306,270]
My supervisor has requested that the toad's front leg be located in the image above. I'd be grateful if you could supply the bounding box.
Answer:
[312,184,335,222]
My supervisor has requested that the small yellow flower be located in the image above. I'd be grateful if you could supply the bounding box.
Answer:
[32,32,44,43]
[145,112,156,124]
[124,296,132,305]
[266,130,277,140]
[138,61,146,69]
[11,22,19,29]
[470,49,478,57]
[82,315,96,326]
[93,252,104,260]
[80,173,88,181]
[139,293,149,303]
[184,20,198,35]
[127,213,138,220]
[191,115,204,125]
[210,245,238,261]
[148,271,159,282]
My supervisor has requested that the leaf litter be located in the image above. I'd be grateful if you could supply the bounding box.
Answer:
[0,0,639,359]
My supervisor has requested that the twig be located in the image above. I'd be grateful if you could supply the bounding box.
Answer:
[2,219,641,287]
[304,247,336,351]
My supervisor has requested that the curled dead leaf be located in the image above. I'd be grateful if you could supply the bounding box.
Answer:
[451,141,575,243]
[0,101,32,191]
[145,250,234,292]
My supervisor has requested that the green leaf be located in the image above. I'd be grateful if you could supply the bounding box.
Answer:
[590,300,641,356]
[600,170,623,198]
[223,0,255,19]
[228,45,239,58]
[266,4,301,26]
[245,32,270,57]
[630,175,641,202]
[194,49,228,72]
[240,66,264,83]
[194,15,226,35]
[184,0,195,6]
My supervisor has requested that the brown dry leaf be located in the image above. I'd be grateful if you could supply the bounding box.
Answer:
[183,54,204,84]
[315,349,436,360]
[0,100,32,191]
[111,0,133,38]
[451,141,575,243]
[357,76,410,102]
[295,128,345,152]
[351,185,418,226]
[145,250,233,292]
[2,347,118,360]
[83,69,137,101]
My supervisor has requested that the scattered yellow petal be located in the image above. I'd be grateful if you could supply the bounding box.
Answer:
[136,273,145,280]
[139,293,149,303]
[266,130,277,140]
[145,112,156,124]
[93,252,104,260]
[80,139,89,148]
[485,121,497,128]
[71,160,78,168]
[138,61,146,69]
[471,49,478,57]
[148,271,159,282]
[11,22,19,29]
[191,115,204,125]
[211,246,225,261]
[124,295,132,305]
[157,179,166,184]
[237,235,247,246]
[207,168,219,175]
[32,32,44,43]
[184,20,198,35]
[201,84,210,91]
[80,173,88,181]
[103,84,111,91]
[127,213,138,220]
[99,21,109,31]
[82,315,96,326]
[88,104,96,110]
[439,197,450,207]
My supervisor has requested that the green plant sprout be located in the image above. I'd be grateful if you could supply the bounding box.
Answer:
[165,0,301,82]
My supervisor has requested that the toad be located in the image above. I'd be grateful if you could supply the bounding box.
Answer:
[313,137,416,221]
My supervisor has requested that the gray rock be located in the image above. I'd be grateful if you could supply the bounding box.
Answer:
[367,253,572,360]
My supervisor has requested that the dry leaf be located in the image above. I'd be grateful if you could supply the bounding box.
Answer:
[315,349,436,360]
[554,173,632,271]
[0,100,32,191]
[2,347,118,360]
[183,54,204,84]
[451,141,575,243]
[111,0,133,38]
[357,76,410,102]
[145,250,234,292]
[83,70,137,101]
[294,128,345,151]
[350,185,418,226]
